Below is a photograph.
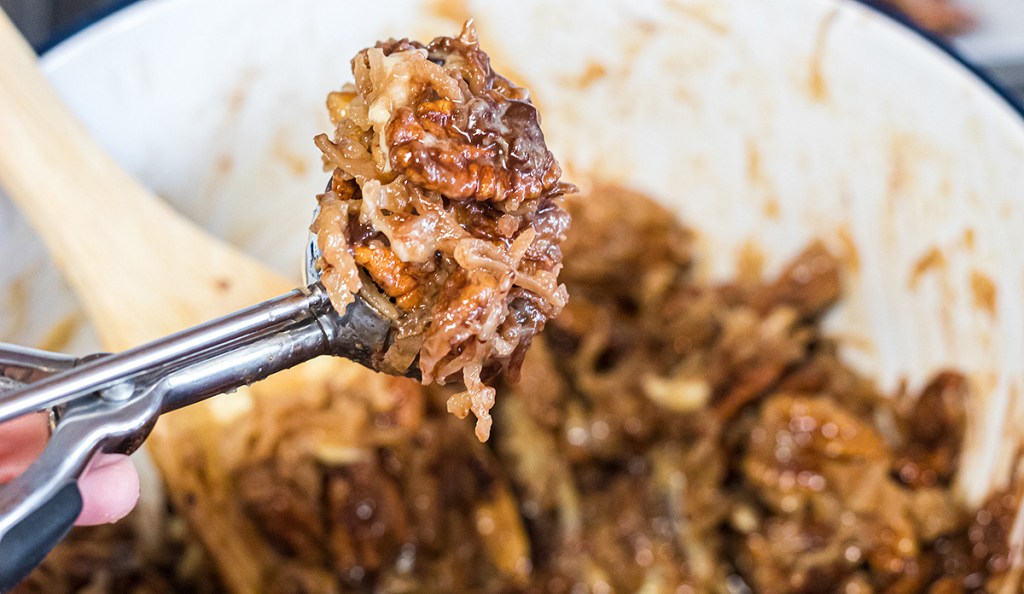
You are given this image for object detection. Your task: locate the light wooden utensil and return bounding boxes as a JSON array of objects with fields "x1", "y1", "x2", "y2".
[{"x1": 0, "y1": 10, "x2": 338, "y2": 592}]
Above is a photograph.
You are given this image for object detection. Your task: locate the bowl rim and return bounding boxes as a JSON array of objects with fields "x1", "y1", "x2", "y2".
[
  {"x1": 854, "y1": 0, "x2": 1024, "y2": 118},
  {"x1": 34, "y1": 0, "x2": 1024, "y2": 121}
]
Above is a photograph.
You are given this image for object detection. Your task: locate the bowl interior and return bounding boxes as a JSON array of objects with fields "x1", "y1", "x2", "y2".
[{"x1": 3, "y1": 0, "x2": 1023, "y2": 513}]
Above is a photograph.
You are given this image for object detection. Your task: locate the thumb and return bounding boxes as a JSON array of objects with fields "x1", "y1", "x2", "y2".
[{"x1": 75, "y1": 453, "x2": 140, "y2": 526}]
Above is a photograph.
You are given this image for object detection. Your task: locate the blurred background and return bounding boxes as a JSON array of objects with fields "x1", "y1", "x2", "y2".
[
  {"x1": 1, "y1": 0, "x2": 1022, "y2": 101},
  {"x1": 1, "y1": 0, "x2": 118, "y2": 49}
]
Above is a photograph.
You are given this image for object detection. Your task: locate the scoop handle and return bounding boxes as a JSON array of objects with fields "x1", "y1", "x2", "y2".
[{"x1": 0, "y1": 482, "x2": 80, "y2": 592}]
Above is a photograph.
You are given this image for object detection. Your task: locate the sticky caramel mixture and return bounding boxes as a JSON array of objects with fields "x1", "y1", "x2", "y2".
[
  {"x1": 311, "y1": 22, "x2": 573, "y2": 441},
  {"x1": 23, "y1": 186, "x2": 1023, "y2": 593}
]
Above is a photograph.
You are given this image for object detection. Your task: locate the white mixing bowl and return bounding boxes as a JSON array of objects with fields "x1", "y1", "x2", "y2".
[{"x1": 2, "y1": 0, "x2": 1023, "y2": 553}]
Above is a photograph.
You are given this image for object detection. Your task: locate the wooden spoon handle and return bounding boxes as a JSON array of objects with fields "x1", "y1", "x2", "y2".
[
  {"x1": 0, "y1": 10, "x2": 290, "y2": 349},
  {"x1": 0, "y1": 11, "x2": 309, "y2": 593}
]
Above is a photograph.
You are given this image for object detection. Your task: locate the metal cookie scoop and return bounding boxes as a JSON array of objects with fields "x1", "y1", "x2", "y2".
[{"x1": 0, "y1": 213, "x2": 408, "y2": 590}]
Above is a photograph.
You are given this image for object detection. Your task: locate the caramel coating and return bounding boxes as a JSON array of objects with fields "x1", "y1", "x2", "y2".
[{"x1": 312, "y1": 22, "x2": 573, "y2": 441}]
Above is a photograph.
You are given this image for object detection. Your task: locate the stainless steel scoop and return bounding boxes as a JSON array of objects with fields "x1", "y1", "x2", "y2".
[{"x1": 0, "y1": 211, "x2": 408, "y2": 590}]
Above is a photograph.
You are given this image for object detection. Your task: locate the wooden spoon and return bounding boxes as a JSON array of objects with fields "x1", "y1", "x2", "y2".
[{"x1": 0, "y1": 10, "x2": 341, "y2": 593}]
